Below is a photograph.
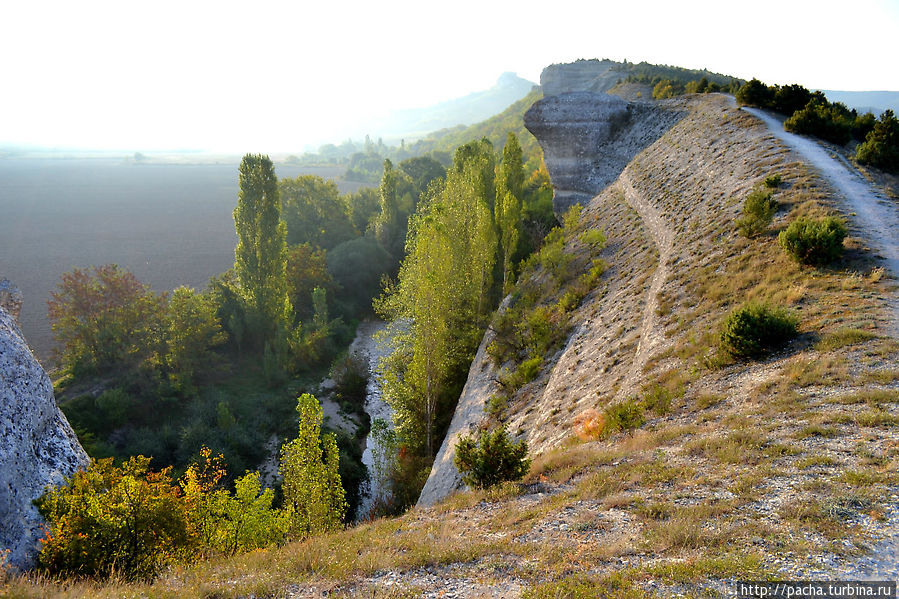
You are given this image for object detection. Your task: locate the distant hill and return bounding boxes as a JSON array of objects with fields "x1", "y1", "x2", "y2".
[
  {"x1": 822, "y1": 90, "x2": 899, "y2": 115},
  {"x1": 407, "y1": 87, "x2": 544, "y2": 170},
  {"x1": 371, "y1": 72, "x2": 536, "y2": 139}
]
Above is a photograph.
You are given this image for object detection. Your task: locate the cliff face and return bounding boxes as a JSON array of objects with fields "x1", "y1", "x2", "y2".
[
  {"x1": 0, "y1": 284, "x2": 88, "y2": 570},
  {"x1": 524, "y1": 76, "x2": 684, "y2": 216},
  {"x1": 540, "y1": 59, "x2": 620, "y2": 97}
]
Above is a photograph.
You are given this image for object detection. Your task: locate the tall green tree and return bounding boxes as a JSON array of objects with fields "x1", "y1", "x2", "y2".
[
  {"x1": 496, "y1": 133, "x2": 524, "y2": 291},
  {"x1": 233, "y1": 154, "x2": 290, "y2": 347},
  {"x1": 279, "y1": 394, "x2": 346, "y2": 537},
  {"x1": 377, "y1": 147, "x2": 498, "y2": 458}
]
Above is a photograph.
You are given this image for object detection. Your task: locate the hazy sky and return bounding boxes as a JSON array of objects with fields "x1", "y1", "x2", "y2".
[{"x1": 2, "y1": 0, "x2": 896, "y2": 152}]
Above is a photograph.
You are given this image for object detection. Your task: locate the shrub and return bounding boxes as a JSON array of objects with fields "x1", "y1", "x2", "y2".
[
  {"x1": 764, "y1": 174, "x2": 782, "y2": 188},
  {"x1": 573, "y1": 409, "x2": 606, "y2": 441},
  {"x1": 856, "y1": 110, "x2": 899, "y2": 173},
  {"x1": 736, "y1": 188, "x2": 778, "y2": 238},
  {"x1": 735, "y1": 78, "x2": 774, "y2": 108},
  {"x1": 652, "y1": 79, "x2": 684, "y2": 100},
  {"x1": 605, "y1": 400, "x2": 645, "y2": 434},
  {"x1": 784, "y1": 98, "x2": 853, "y2": 145},
  {"x1": 720, "y1": 302, "x2": 799, "y2": 359},
  {"x1": 35, "y1": 456, "x2": 196, "y2": 579},
  {"x1": 454, "y1": 427, "x2": 530, "y2": 489},
  {"x1": 778, "y1": 216, "x2": 847, "y2": 265}
]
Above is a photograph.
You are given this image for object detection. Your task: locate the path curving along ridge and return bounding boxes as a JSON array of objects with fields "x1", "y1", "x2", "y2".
[{"x1": 615, "y1": 168, "x2": 675, "y2": 400}]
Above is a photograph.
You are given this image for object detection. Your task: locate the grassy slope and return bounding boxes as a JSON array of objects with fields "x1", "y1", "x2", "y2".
[{"x1": 7, "y1": 95, "x2": 899, "y2": 598}]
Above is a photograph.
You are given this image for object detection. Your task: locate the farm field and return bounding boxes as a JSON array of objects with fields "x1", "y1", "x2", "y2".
[{"x1": 0, "y1": 157, "x2": 363, "y2": 362}]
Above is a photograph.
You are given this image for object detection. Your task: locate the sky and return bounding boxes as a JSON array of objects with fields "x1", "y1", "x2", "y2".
[{"x1": 1, "y1": 0, "x2": 897, "y2": 153}]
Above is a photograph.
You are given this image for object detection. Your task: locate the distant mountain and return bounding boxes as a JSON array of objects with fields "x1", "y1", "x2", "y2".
[
  {"x1": 822, "y1": 90, "x2": 899, "y2": 116},
  {"x1": 371, "y1": 72, "x2": 536, "y2": 139}
]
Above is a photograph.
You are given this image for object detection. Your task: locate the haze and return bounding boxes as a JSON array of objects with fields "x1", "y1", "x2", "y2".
[{"x1": 2, "y1": 0, "x2": 897, "y2": 152}]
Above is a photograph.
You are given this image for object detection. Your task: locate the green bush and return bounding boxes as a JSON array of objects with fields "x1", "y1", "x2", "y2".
[
  {"x1": 856, "y1": 110, "x2": 899, "y2": 173},
  {"x1": 605, "y1": 400, "x2": 646, "y2": 433},
  {"x1": 735, "y1": 78, "x2": 775, "y2": 108},
  {"x1": 784, "y1": 98, "x2": 854, "y2": 145},
  {"x1": 736, "y1": 188, "x2": 778, "y2": 238},
  {"x1": 778, "y1": 216, "x2": 847, "y2": 265},
  {"x1": 764, "y1": 174, "x2": 782, "y2": 188},
  {"x1": 720, "y1": 302, "x2": 799, "y2": 359},
  {"x1": 454, "y1": 427, "x2": 530, "y2": 490}
]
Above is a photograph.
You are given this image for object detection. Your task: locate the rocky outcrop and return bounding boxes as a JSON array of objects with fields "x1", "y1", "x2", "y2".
[
  {"x1": 525, "y1": 92, "x2": 685, "y2": 215},
  {"x1": 540, "y1": 59, "x2": 621, "y2": 97},
  {"x1": 417, "y1": 299, "x2": 509, "y2": 507},
  {"x1": 0, "y1": 286, "x2": 88, "y2": 570}
]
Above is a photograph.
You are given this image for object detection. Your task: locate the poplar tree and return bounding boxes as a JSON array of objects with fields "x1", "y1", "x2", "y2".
[
  {"x1": 280, "y1": 394, "x2": 346, "y2": 537},
  {"x1": 233, "y1": 154, "x2": 290, "y2": 346},
  {"x1": 496, "y1": 133, "x2": 524, "y2": 290}
]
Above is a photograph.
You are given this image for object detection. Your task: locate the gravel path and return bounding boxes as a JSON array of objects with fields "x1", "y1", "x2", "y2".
[{"x1": 745, "y1": 105, "x2": 899, "y2": 580}]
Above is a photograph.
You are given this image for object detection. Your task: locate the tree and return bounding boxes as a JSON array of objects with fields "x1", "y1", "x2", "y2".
[
  {"x1": 48, "y1": 264, "x2": 165, "y2": 376},
  {"x1": 285, "y1": 243, "x2": 334, "y2": 323},
  {"x1": 279, "y1": 394, "x2": 347, "y2": 538},
  {"x1": 497, "y1": 133, "x2": 524, "y2": 290},
  {"x1": 233, "y1": 154, "x2": 290, "y2": 347},
  {"x1": 856, "y1": 110, "x2": 899, "y2": 173},
  {"x1": 160, "y1": 286, "x2": 226, "y2": 396},
  {"x1": 454, "y1": 427, "x2": 530, "y2": 489},
  {"x1": 279, "y1": 175, "x2": 356, "y2": 250}
]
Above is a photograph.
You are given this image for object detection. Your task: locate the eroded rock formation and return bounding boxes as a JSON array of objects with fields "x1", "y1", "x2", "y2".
[
  {"x1": 0, "y1": 284, "x2": 88, "y2": 570},
  {"x1": 540, "y1": 59, "x2": 620, "y2": 97}
]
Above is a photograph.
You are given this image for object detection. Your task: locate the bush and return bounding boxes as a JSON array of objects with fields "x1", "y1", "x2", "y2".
[
  {"x1": 605, "y1": 400, "x2": 645, "y2": 434},
  {"x1": 735, "y1": 78, "x2": 774, "y2": 108},
  {"x1": 454, "y1": 427, "x2": 530, "y2": 490},
  {"x1": 736, "y1": 188, "x2": 778, "y2": 238},
  {"x1": 764, "y1": 174, "x2": 782, "y2": 188},
  {"x1": 778, "y1": 216, "x2": 847, "y2": 265},
  {"x1": 720, "y1": 302, "x2": 799, "y2": 359},
  {"x1": 784, "y1": 99, "x2": 854, "y2": 145},
  {"x1": 856, "y1": 110, "x2": 899, "y2": 173},
  {"x1": 35, "y1": 456, "x2": 196, "y2": 579}
]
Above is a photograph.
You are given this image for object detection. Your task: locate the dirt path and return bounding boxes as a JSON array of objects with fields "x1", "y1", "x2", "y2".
[
  {"x1": 615, "y1": 168, "x2": 675, "y2": 399},
  {"x1": 745, "y1": 105, "x2": 899, "y2": 579}
]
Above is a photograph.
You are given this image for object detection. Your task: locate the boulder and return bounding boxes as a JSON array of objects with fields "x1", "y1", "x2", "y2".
[{"x1": 0, "y1": 289, "x2": 88, "y2": 570}]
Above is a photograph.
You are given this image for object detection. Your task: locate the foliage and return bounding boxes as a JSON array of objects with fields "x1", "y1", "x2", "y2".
[
  {"x1": 180, "y1": 447, "x2": 287, "y2": 556},
  {"x1": 497, "y1": 133, "x2": 525, "y2": 290},
  {"x1": 279, "y1": 175, "x2": 357, "y2": 250},
  {"x1": 376, "y1": 139, "x2": 499, "y2": 457},
  {"x1": 233, "y1": 154, "x2": 290, "y2": 348},
  {"x1": 764, "y1": 174, "x2": 782, "y2": 188},
  {"x1": 48, "y1": 264, "x2": 165, "y2": 376},
  {"x1": 784, "y1": 97, "x2": 854, "y2": 145},
  {"x1": 159, "y1": 286, "x2": 226, "y2": 395},
  {"x1": 778, "y1": 216, "x2": 847, "y2": 265},
  {"x1": 326, "y1": 236, "x2": 394, "y2": 316},
  {"x1": 652, "y1": 79, "x2": 684, "y2": 100},
  {"x1": 605, "y1": 400, "x2": 646, "y2": 434},
  {"x1": 735, "y1": 187, "x2": 778, "y2": 238},
  {"x1": 856, "y1": 110, "x2": 899, "y2": 173},
  {"x1": 453, "y1": 427, "x2": 530, "y2": 490},
  {"x1": 735, "y1": 78, "x2": 774, "y2": 108},
  {"x1": 285, "y1": 243, "x2": 334, "y2": 323},
  {"x1": 35, "y1": 456, "x2": 196, "y2": 579},
  {"x1": 720, "y1": 302, "x2": 799, "y2": 359},
  {"x1": 280, "y1": 394, "x2": 347, "y2": 538}
]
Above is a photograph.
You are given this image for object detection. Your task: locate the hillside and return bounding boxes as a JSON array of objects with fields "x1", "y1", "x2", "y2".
[
  {"x1": 12, "y1": 90, "x2": 899, "y2": 597},
  {"x1": 371, "y1": 72, "x2": 536, "y2": 139}
]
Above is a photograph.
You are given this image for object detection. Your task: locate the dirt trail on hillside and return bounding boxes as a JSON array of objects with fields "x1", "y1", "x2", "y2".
[
  {"x1": 746, "y1": 106, "x2": 899, "y2": 579},
  {"x1": 745, "y1": 106, "x2": 899, "y2": 335},
  {"x1": 615, "y1": 169, "x2": 675, "y2": 399}
]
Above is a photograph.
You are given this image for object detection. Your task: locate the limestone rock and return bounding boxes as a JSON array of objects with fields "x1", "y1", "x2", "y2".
[
  {"x1": 417, "y1": 298, "x2": 509, "y2": 507},
  {"x1": 0, "y1": 303, "x2": 88, "y2": 570},
  {"x1": 524, "y1": 92, "x2": 631, "y2": 214},
  {"x1": 540, "y1": 59, "x2": 621, "y2": 97}
]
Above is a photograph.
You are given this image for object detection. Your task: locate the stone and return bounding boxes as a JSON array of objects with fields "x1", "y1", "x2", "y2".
[
  {"x1": 540, "y1": 59, "x2": 621, "y2": 97},
  {"x1": 524, "y1": 92, "x2": 631, "y2": 214},
  {"x1": 0, "y1": 300, "x2": 88, "y2": 570},
  {"x1": 416, "y1": 297, "x2": 510, "y2": 507}
]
